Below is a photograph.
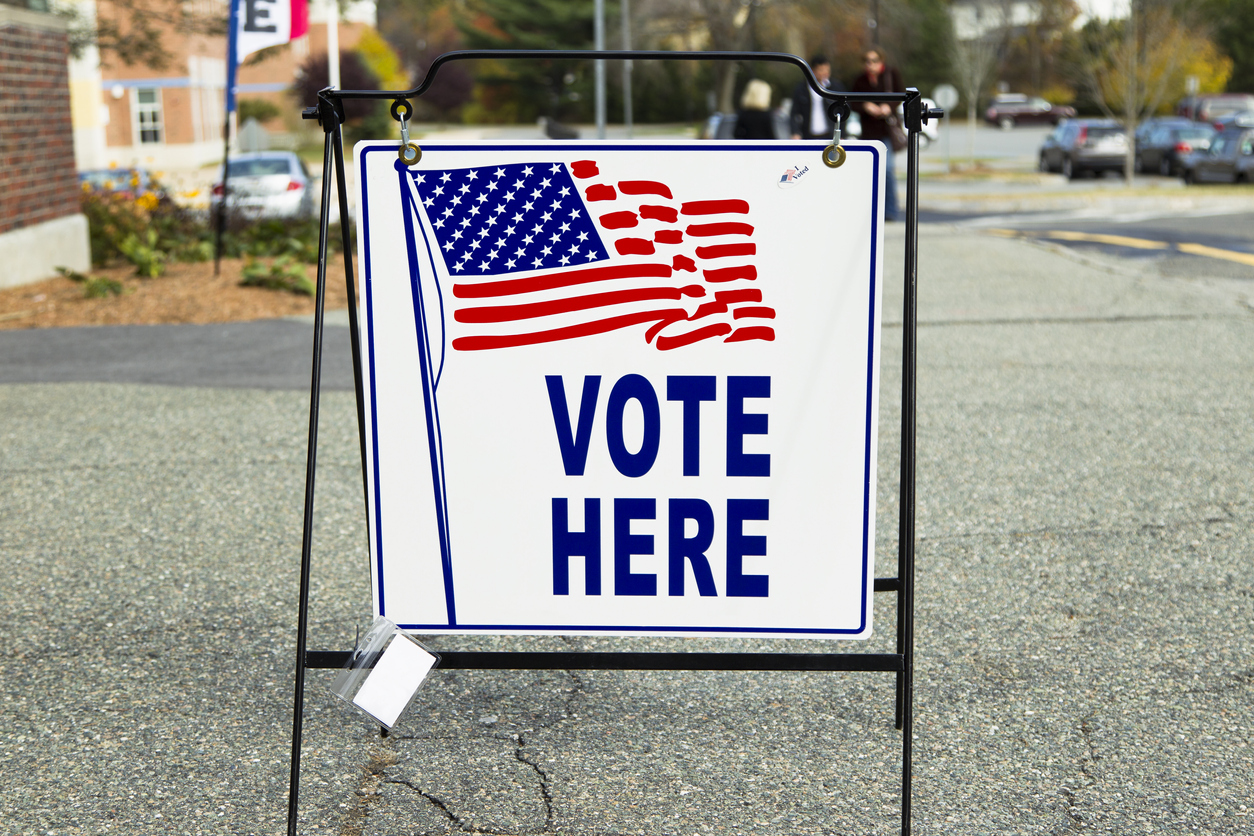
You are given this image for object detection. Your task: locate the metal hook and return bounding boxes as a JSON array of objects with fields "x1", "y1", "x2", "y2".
[
  {"x1": 823, "y1": 112, "x2": 846, "y2": 168},
  {"x1": 395, "y1": 100, "x2": 421, "y2": 166}
]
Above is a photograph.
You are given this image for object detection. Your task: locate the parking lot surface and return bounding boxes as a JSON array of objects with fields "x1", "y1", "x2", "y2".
[{"x1": 0, "y1": 223, "x2": 1250, "y2": 835}]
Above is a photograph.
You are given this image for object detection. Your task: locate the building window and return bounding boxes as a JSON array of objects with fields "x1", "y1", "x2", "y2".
[{"x1": 135, "y1": 89, "x2": 163, "y2": 144}]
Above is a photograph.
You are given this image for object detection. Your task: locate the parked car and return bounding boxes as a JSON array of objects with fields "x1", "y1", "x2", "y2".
[
  {"x1": 210, "y1": 151, "x2": 316, "y2": 219},
  {"x1": 78, "y1": 167, "x2": 163, "y2": 199},
  {"x1": 1038, "y1": 119, "x2": 1128, "y2": 179},
  {"x1": 1209, "y1": 110, "x2": 1254, "y2": 133},
  {"x1": 1176, "y1": 93, "x2": 1254, "y2": 124},
  {"x1": 1179, "y1": 123, "x2": 1254, "y2": 184},
  {"x1": 1135, "y1": 122, "x2": 1215, "y2": 176},
  {"x1": 984, "y1": 94, "x2": 1075, "y2": 129},
  {"x1": 1134, "y1": 116, "x2": 1193, "y2": 150}
]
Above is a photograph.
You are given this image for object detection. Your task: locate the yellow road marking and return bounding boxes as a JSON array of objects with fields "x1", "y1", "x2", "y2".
[
  {"x1": 985, "y1": 227, "x2": 1254, "y2": 267},
  {"x1": 1041, "y1": 230, "x2": 1170, "y2": 250},
  {"x1": 1176, "y1": 242, "x2": 1254, "y2": 268}
]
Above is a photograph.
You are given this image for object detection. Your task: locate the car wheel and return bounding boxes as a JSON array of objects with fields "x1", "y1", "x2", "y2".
[
  {"x1": 999, "y1": 116, "x2": 1014, "y2": 131},
  {"x1": 1182, "y1": 168, "x2": 1195, "y2": 185},
  {"x1": 1062, "y1": 156, "x2": 1078, "y2": 180},
  {"x1": 1039, "y1": 153, "x2": 1051, "y2": 173},
  {"x1": 1135, "y1": 153, "x2": 1144, "y2": 174},
  {"x1": 1159, "y1": 156, "x2": 1173, "y2": 177}
]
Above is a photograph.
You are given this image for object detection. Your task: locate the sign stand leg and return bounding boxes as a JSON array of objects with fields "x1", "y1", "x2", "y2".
[{"x1": 287, "y1": 90, "x2": 347, "y2": 836}]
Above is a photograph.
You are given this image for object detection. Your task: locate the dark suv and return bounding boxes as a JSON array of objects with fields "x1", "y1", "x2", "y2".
[
  {"x1": 1038, "y1": 119, "x2": 1129, "y2": 179},
  {"x1": 985, "y1": 94, "x2": 1076, "y2": 129}
]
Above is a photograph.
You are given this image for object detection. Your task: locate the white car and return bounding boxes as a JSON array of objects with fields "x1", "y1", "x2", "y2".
[{"x1": 211, "y1": 151, "x2": 316, "y2": 219}]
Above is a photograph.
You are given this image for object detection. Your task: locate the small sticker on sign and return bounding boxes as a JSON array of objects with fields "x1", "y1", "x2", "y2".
[{"x1": 778, "y1": 164, "x2": 810, "y2": 188}]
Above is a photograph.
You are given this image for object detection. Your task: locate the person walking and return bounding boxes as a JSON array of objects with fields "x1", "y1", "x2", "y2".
[
  {"x1": 850, "y1": 47, "x2": 904, "y2": 220},
  {"x1": 734, "y1": 79, "x2": 776, "y2": 139},
  {"x1": 790, "y1": 55, "x2": 845, "y2": 140}
]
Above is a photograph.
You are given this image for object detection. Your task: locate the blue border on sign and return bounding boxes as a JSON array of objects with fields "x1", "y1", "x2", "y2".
[{"x1": 357, "y1": 141, "x2": 882, "y2": 636}]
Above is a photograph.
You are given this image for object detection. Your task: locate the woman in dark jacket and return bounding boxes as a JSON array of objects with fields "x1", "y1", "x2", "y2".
[
  {"x1": 734, "y1": 79, "x2": 776, "y2": 139},
  {"x1": 850, "y1": 47, "x2": 903, "y2": 220}
]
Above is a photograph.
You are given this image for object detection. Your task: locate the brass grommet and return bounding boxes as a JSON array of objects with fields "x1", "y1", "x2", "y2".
[
  {"x1": 399, "y1": 142, "x2": 422, "y2": 166},
  {"x1": 823, "y1": 144, "x2": 846, "y2": 168}
]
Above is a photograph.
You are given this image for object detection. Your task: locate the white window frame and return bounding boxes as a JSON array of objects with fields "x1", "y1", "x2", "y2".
[{"x1": 132, "y1": 88, "x2": 164, "y2": 145}]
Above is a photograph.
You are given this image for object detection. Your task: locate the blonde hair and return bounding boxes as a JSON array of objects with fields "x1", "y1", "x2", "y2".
[{"x1": 740, "y1": 79, "x2": 772, "y2": 112}]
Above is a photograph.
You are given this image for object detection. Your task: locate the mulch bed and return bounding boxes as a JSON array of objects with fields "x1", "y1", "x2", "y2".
[{"x1": 0, "y1": 255, "x2": 353, "y2": 330}]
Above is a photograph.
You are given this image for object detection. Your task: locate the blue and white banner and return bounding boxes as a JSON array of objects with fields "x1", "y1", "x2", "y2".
[{"x1": 354, "y1": 140, "x2": 886, "y2": 639}]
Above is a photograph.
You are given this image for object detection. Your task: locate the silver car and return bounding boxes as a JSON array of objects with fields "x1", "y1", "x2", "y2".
[
  {"x1": 1038, "y1": 119, "x2": 1129, "y2": 180},
  {"x1": 211, "y1": 151, "x2": 316, "y2": 219}
]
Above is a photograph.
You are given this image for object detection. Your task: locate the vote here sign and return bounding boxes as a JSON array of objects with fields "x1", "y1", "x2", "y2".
[{"x1": 353, "y1": 140, "x2": 885, "y2": 639}]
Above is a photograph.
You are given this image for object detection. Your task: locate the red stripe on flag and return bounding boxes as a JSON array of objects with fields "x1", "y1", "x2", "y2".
[
  {"x1": 681, "y1": 200, "x2": 749, "y2": 215},
  {"x1": 725, "y1": 326, "x2": 776, "y2": 343},
  {"x1": 673, "y1": 255, "x2": 697, "y2": 272},
  {"x1": 646, "y1": 312, "x2": 688, "y2": 343},
  {"x1": 686, "y1": 222, "x2": 755, "y2": 237},
  {"x1": 453, "y1": 263, "x2": 672, "y2": 299},
  {"x1": 657, "y1": 323, "x2": 733, "y2": 350},
  {"x1": 599, "y1": 211, "x2": 639, "y2": 229},
  {"x1": 619, "y1": 180, "x2": 674, "y2": 199},
  {"x1": 453, "y1": 308, "x2": 687, "y2": 351},
  {"x1": 585, "y1": 184, "x2": 617, "y2": 201},
  {"x1": 570, "y1": 161, "x2": 599, "y2": 178},
  {"x1": 715, "y1": 289, "x2": 762, "y2": 304},
  {"x1": 615, "y1": 238, "x2": 655, "y2": 255},
  {"x1": 639, "y1": 205, "x2": 678, "y2": 223},
  {"x1": 733, "y1": 306, "x2": 775, "y2": 319},
  {"x1": 695, "y1": 243, "x2": 756, "y2": 259},
  {"x1": 455, "y1": 284, "x2": 705, "y2": 323},
  {"x1": 691, "y1": 301, "x2": 729, "y2": 319},
  {"x1": 654, "y1": 230, "x2": 683, "y2": 244},
  {"x1": 703, "y1": 265, "x2": 757, "y2": 283}
]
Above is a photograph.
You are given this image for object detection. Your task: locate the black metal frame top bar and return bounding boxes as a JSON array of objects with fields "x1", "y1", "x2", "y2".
[{"x1": 320, "y1": 49, "x2": 914, "y2": 106}]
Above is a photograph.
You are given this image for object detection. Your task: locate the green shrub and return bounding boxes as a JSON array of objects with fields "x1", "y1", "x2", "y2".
[
  {"x1": 238, "y1": 98, "x2": 282, "y2": 124},
  {"x1": 118, "y1": 229, "x2": 167, "y2": 278},
  {"x1": 83, "y1": 277, "x2": 126, "y2": 298},
  {"x1": 240, "y1": 255, "x2": 315, "y2": 296}
]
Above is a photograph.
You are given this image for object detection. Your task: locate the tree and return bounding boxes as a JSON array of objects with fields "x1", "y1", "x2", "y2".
[
  {"x1": 376, "y1": 0, "x2": 474, "y2": 120},
  {"x1": 1072, "y1": 1, "x2": 1232, "y2": 183},
  {"x1": 1199, "y1": 0, "x2": 1254, "y2": 93},
  {"x1": 457, "y1": 0, "x2": 600, "y2": 124},
  {"x1": 63, "y1": 0, "x2": 224, "y2": 70},
  {"x1": 949, "y1": 0, "x2": 1008, "y2": 165}
]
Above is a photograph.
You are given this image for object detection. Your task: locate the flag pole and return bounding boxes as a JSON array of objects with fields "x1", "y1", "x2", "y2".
[{"x1": 215, "y1": 0, "x2": 240, "y2": 277}]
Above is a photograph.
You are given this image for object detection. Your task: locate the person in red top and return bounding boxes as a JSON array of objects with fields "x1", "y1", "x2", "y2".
[{"x1": 851, "y1": 47, "x2": 904, "y2": 221}]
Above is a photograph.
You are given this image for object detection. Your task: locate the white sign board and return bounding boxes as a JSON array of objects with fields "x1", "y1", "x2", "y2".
[{"x1": 354, "y1": 140, "x2": 885, "y2": 639}]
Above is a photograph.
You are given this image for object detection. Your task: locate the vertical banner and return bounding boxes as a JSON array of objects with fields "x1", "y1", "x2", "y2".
[
  {"x1": 225, "y1": 0, "x2": 309, "y2": 114},
  {"x1": 355, "y1": 140, "x2": 885, "y2": 639}
]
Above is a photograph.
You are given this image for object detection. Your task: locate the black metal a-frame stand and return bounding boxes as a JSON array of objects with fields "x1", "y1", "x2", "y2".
[{"x1": 288, "y1": 49, "x2": 940, "y2": 836}]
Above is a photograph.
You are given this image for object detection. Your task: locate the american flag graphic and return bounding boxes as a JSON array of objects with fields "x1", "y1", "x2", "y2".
[{"x1": 404, "y1": 159, "x2": 776, "y2": 352}]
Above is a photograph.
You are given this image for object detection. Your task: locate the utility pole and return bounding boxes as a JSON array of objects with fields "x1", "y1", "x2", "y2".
[
  {"x1": 621, "y1": 0, "x2": 633, "y2": 138},
  {"x1": 594, "y1": 0, "x2": 606, "y2": 138}
]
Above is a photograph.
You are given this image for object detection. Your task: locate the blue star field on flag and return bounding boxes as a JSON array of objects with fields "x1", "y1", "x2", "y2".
[{"x1": 409, "y1": 163, "x2": 610, "y2": 276}]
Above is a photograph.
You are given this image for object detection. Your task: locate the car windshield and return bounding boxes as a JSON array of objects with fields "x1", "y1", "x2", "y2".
[
  {"x1": 228, "y1": 158, "x2": 292, "y2": 177},
  {"x1": 1086, "y1": 127, "x2": 1124, "y2": 139},
  {"x1": 1178, "y1": 128, "x2": 1214, "y2": 140}
]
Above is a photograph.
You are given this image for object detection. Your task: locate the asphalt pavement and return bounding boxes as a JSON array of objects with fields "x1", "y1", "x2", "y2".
[{"x1": 1, "y1": 220, "x2": 1251, "y2": 835}]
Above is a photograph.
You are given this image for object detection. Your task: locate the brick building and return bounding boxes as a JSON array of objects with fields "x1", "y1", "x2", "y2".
[
  {"x1": 0, "y1": 0, "x2": 90, "y2": 287},
  {"x1": 67, "y1": 0, "x2": 377, "y2": 171}
]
